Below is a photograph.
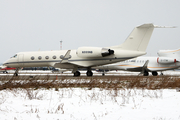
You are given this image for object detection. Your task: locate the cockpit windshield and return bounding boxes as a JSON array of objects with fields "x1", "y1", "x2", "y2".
[{"x1": 11, "y1": 54, "x2": 17, "y2": 58}]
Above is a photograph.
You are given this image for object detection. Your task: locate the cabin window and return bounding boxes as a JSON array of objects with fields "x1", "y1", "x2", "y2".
[
  {"x1": 60, "y1": 55, "x2": 71, "y2": 59},
  {"x1": 45, "y1": 56, "x2": 49, "y2": 59},
  {"x1": 38, "y1": 56, "x2": 42, "y2": 60},
  {"x1": 52, "y1": 55, "x2": 56, "y2": 59},
  {"x1": 31, "y1": 56, "x2": 35, "y2": 60},
  {"x1": 60, "y1": 55, "x2": 64, "y2": 59}
]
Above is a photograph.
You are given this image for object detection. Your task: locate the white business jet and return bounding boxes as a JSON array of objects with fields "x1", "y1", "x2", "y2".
[
  {"x1": 3, "y1": 23, "x2": 166, "y2": 76},
  {"x1": 95, "y1": 48, "x2": 180, "y2": 76}
]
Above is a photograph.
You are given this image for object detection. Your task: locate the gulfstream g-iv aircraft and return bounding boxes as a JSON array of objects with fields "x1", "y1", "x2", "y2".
[
  {"x1": 94, "y1": 48, "x2": 180, "y2": 76},
  {"x1": 3, "y1": 23, "x2": 170, "y2": 76}
]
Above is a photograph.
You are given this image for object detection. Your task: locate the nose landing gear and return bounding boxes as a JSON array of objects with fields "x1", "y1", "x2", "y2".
[{"x1": 14, "y1": 68, "x2": 20, "y2": 76}]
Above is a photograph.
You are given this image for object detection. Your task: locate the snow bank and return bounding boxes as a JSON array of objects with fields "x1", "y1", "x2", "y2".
[{"x1": 0, "y1": 88, "x2": 180, "y2": 120}]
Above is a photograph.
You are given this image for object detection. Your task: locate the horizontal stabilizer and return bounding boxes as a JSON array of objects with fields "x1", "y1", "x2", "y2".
[
  {"x1": 154, "y1": 25, "x2": 176, "y2": 28},
  {"x1": 138, "y1": 24, "x2": 176, "y2": 28}
]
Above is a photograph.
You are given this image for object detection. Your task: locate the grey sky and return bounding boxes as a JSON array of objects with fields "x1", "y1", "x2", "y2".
[{"x1": 0, "y1": 0, "x2": 180, "y2": 63}]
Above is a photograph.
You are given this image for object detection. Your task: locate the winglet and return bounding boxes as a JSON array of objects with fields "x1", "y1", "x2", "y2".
[{"x1": 60, "y1": 50, "x2": 71, "y2": 63}]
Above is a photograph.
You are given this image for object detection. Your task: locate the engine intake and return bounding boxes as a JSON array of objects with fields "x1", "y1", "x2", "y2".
[
  {"x1": 77, "y1": 47, "x2": 114, "y2": 58},
  {"x1": 101, "y1": 48, "x2": 114, "y2": 57}
]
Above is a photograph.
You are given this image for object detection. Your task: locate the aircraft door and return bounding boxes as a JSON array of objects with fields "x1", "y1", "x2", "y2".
[{"x1": 18, "y1": 54, "x2": 24, "y2": 67}]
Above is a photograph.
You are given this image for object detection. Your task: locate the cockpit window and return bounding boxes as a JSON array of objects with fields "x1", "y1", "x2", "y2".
[{"x1": 11, "y1": 54, "x2": 17, "y2": 58}]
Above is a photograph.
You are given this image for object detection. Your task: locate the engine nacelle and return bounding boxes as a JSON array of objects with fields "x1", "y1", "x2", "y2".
[
  {"x1": 157, "y1": 57, "x2": 177, "y2": 64},
  {"x1": 76, "y1": 47, "x2": 114, "y2": 58}
]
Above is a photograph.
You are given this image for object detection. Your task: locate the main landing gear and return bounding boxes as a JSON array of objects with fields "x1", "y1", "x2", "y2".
[
  {"x1": 143, "y1": 71, "x2": 158, "y2": 76},
  {"x1": 3, "y1": 71, "x2": 8, "y2": 74},
  {"x1": 152, "y1": 71, "x2": 158, "y2": 76},
  {"x1": 143, "y1": 71, "x2": 149, "y2": 76},
  {"x1": 86, "y1": 70, "x2": 93, "y2": 76},
  {"x1": 74, "y1": 71, "x2": 81, "y2": 77},
  {"x1": 73, "y1": 69, "x2": 93, "y2": 77}
]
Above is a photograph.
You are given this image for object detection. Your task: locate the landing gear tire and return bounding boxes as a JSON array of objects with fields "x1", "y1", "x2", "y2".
[
  {"x1": 74, "y1": 71, "x2": 80, "y2": 77},
  {"x1": 102, "y1": 73, "x2": 105, "y2": 76},
  {"x1": 143, "y1": 71, "x2": 149, "y2": 76},
  {"x1": 152, "y1": 71, "x2": 158, "y2": 76},
  {"x1": 86, "y1": 70, "x2": 93, "y2": 76}
]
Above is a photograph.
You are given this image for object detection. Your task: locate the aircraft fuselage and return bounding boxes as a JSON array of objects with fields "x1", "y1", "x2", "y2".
[{"x1": 4, "y1": 49, "x2": 146, "y2": 69}]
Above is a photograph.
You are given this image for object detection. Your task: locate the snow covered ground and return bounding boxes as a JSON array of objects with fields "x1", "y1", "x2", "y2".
[
  {"x1": 1, "y1": 88, "x2": 180, "y2": 119},
  {"x1": 1, "y1": 71, "x2": 180, "y2": 120}
]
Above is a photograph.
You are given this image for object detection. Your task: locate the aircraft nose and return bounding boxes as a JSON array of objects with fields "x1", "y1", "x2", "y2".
[
  {"x1": 3, "y1": 60, "x2": 9, "y2": 66},
  {"x1": 3, "y1": 63, "x2": 7, "y2": 66}
]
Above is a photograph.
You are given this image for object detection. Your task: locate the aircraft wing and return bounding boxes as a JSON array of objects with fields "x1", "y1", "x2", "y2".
[
  {"x1": 60, "y1": 50, "x2": 71, "y2": 63},
  {"x1": 142, "y1": 60, "x2": 149, "y2": 71},
  {"x1": 125, "y1": 60, "x2": 150, "y2": 72},
  {"x1": 53, "y1": 50, "x2": 79, "y2": 69},
  {"x1": 140, "y1": 60, "x2": 150, "y2": 74}
]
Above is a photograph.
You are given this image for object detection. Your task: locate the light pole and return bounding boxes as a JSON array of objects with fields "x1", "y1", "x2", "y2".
[{"x1": 60, "y1": 40, "x2": 62, "y2": 50}]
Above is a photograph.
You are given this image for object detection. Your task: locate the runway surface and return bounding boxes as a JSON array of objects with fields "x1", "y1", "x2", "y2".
[{"x1": 0, "y1": 70, "x2": 180, "y2": 81}]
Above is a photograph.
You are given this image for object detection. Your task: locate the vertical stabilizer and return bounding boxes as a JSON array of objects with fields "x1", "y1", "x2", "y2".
[
  {"x1": 115, "y1": 23, "x2": 155, "y2": 52},
  {"x1": 112, "y1": 23, "x2": 175, "y2": 52}
]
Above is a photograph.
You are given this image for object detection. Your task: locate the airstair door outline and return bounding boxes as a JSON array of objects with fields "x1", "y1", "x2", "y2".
[{"x1": 18, "y1": 54, "x2": 24, "y2": 67}]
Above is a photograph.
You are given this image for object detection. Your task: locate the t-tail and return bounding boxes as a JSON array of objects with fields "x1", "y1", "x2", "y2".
[{"x1": 112, "y1": 23, "x2": 176, "y2": 53}]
